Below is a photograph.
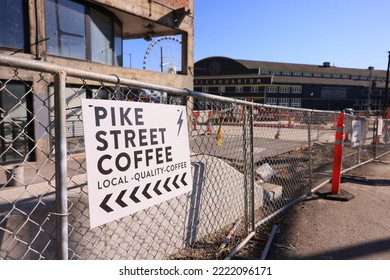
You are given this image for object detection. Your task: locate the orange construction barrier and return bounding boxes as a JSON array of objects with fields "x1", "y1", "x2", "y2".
[
  {"x1": 193, "y1": 117, "x2": 197, "y2": 130},
  {"x1": 331, "y1": 112, "x2": 344, "y2": 194},
  {"x1": 193, "y1": 112, "x2": 199, "y2": 130}
]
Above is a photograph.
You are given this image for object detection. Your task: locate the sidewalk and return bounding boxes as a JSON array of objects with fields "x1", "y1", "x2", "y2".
[{"x1": 268, "y1": 152, "x2": 390, "y2": 260}]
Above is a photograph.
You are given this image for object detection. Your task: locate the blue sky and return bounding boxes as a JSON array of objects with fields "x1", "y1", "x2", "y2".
[
  {"x1": 194, "y1": 0, "x2": 390, "y2": 70},
  {"x1": 125, "y1": 0, "x2": 390, "y2": 71}
]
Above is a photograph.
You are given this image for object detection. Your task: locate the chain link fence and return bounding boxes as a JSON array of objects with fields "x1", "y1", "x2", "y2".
[{"x1": 1, "y1": 55, "x2": 390, "y2": 260}]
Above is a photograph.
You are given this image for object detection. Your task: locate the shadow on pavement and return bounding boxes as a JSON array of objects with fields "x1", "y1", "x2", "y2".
[
  {"x1": 341, "y1": 175, "x2": 390, "y2": 186},
  {"x1": 298, "y1": 237, "x2": 390, "y2": 260}
]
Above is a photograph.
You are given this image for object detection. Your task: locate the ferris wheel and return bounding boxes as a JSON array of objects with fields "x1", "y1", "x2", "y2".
[{"x1": 143, "y1": 36, "x2": 182, "y2": 73}]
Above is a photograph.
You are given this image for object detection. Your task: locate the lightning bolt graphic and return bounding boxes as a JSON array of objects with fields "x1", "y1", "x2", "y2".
[{"x1": 177, "y1": 110, "x2": 183, "y2": 136}]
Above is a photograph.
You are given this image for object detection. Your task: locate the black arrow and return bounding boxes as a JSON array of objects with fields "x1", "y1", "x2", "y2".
[
  {"x1": 153, "y1": 180, "x2": 162, "y2": 195},
  {"x1": 172, "y1": 174, "x2": 180, "y2": 189},
  {"x1": 163, "y1": 177, "x2": 172, "y2": 192},
  {"x1": 130, "y1": 186, "x2": 141, "y2": 203},
  {"x1": 115, "y1": 189, "x2": 128, "y2": 208},
  {"x1": 100, "y1": 193, "x2": 114, "y2": 213},
  {"x1": 180, "y1": 172, "x2": 188, "y2": 186},
  {"x1": 143, "y1": 183, "x2": 152, "y2": 199}
]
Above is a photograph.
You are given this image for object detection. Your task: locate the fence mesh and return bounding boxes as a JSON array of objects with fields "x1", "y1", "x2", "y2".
[{"x1": 1, "y1": 58, "x2": 390, "y2": 260}]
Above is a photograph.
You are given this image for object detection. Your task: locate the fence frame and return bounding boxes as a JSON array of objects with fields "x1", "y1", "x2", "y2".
[
  {"x1": 54, "y1": 71, "x2": 68, "y2": 260},
  {"x1": 1, "y1": 53, "x2": 390, "y2": 259}
]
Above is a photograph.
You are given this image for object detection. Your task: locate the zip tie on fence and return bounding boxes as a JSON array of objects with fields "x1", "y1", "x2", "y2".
[
  {"x1": 48, "y1": 212, "x2": 69, "y2": 217},
  {"x1": 184, "y1": 88, "x2": 192, "y2": 96},
  {"x1": 110, "y1": 73, "x2": 121, "y2": 85}
]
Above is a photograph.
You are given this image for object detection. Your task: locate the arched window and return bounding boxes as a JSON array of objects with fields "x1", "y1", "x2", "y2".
[{"x1": 45, "y1": 0, "x2": 122, "y2": 66}]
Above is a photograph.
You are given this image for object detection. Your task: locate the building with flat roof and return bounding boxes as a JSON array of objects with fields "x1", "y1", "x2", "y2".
[{"x1": 194, "y1": 56, "x2": 387, "y2": 111}]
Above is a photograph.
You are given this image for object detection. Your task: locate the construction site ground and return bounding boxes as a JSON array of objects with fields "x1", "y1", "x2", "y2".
[{"x1": 262, "y1": 152, "x2": 390, "y2": 260}]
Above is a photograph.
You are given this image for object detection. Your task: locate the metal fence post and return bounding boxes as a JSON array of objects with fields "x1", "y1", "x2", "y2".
[
  {"x1": 249, "y1": 105, "x2": 255, "y2": 232},
  {"x1": 242, "y1": 105, "x2": 249, "y2": 233},
  {"x1": 357, "y1": 135, "x2": 362, "y2": 164},
  {"x1": 374, "y1": 117, "x2": 378, "y2": 159},
  {"x1": 307, "y1": 111, "x2": 313, "y2": 191},
  {"x1": 54, "y1": 71, "x2": 68, "y2": 260}
]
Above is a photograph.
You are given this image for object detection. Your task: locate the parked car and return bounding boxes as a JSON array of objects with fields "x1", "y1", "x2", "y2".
[{"x1": 344, "y1": 108, "x2": 354, "y2": 115}]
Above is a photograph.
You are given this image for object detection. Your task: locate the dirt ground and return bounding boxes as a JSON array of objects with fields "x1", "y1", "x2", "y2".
[{"x1": 265, "y1": 152, "x2": 390, "y2": 260}]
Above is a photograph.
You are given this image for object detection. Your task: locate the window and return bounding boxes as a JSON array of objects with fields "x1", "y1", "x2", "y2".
[
  {"x1": 290, "y1": 98, "x2": 301, "y2": 108},
  {"x1": 361, "y1": 99, "x2": 369, "y2": 110},
  {"x1": 313, "y1": 73, "x2": 322, "y2": 78},
  {"x1": 260, "y1": 69, "x2": 270, "y2": 75},
  {"x1": 0, "y1": 82, "x2": 33, "y2": 163},
  {"x1": 91, "y1": 8, "x2": 114, "y2": 64},
  {"x1": 250, "y1": 86, "x2": 259, "y2": 93},
  {"x1": 279, "y1": 87, "x2": 290, "y2": 93},
  {"x1": 266, "y1": 86, "x2": 278, "y2": 93},
  {"x1": 376, "y1": 78, "x2": 385, "y2": 82},
  {"x1": 0, "y1": 0, "x2": 28, "y2": 50},
  {"x1": 45, "y1": 0, "x2": 123, "y2": 66},
  {"x1": 202, "y1": 87, "x2": 209, "y2": 93},
  {"x1": 218, "y1": 86, "x2": 225, "y2": 93},
  {"x1": 371, "y1": 100, "x2": 382, "y2": 110},
  {"x1": 235, "y1": 86, "x2": 243, "y2": 93},
  {"x1": 278, "y1": 98, "x2": 289, "y2": 107},
  {"x1": 265, "y1": 98, "x2": 277, "y2": 105},
  {"x1": 303, "y1": 73, "x2": 312, "y2": 77},
  {"x1": 45, "y1": 0, "x2": 86, "y2": 59},
  {"x1": 114, "y1": 21, "x2": 122, "y2": 66},
  {"x1": 291, "y1": 87, "x2": 302, "y2": 94},
  {"x1": 292, "y1": 72, "x2": 302, "y2": 76}
]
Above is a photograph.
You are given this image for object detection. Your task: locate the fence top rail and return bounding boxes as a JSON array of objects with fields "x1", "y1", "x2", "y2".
[{"x1": 0, "y1": 54, "x2": 337, "y2": 114}]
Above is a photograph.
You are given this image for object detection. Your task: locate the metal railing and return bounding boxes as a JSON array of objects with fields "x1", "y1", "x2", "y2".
[{"x1": 0, "y1": 54, "x2": 389, "y2": 260}]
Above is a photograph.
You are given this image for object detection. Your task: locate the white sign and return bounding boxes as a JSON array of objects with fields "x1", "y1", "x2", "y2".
[
  {"x1": 82, "y1": 99, "x2": 192, "y2": 228},
  {"x1": 351, "y1": 120, "x2": 362, "y2": 148}
]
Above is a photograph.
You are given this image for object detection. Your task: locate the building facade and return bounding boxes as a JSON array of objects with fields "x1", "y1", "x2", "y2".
[
  {"x1": 194, "y1": 56, "x2": 387, "y2": 111},
  {"x1": 0, "y1": 0, "x2": 194, "y2": 165}
]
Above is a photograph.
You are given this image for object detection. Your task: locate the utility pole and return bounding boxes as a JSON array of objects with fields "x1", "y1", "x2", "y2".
[
  {"x1": 384, "y1": 51, "x2": 390, "y2": 111},
  {"x1": 160, "y1": 46, "x2": 163, "y2": 72},
  {"x1": 367, "y1": 66, "x2": 374, "y2": 117}
]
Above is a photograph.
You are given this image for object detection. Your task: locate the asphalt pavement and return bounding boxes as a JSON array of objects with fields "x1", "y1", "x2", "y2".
[{"x1": 268, "y1": 152, "x2": 390, "y2": 260}]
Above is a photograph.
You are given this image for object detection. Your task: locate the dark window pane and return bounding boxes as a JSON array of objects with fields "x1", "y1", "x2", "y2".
[
  {"x1": 45, "y1": 0, "x2": 86, "y2": 59},
  {"x1": 90, "y1": 8, "x2": 113, "y2": 64},
  {"x1": 114, "y1": 21, "x2": 123, "y2": 66},
  {"x1": 0, "y1": 83, "x2": 29, "y2": 163},
  {"x1": 0, "y1": 0, "x2": 27, "y2": 50}
]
